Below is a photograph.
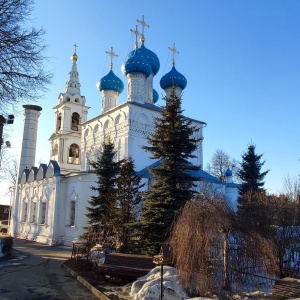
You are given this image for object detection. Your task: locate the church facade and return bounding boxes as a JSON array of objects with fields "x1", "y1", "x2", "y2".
[{"x1": 10, "y1": 18, "x2": 238, "y2": 245}]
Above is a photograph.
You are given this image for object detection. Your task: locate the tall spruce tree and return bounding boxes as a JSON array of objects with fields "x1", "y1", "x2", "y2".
[
  {"x1": 237, "y1": 144, "x2": 269, "y2": 195},
  {"x1": 115, "y1": 157, "x2": 144, "y2": 253},
  {"x1": 139, "y1": 89, "x2": 200, "y2": 255},
  {"x1": 84, "y1": 139, "x2": 120, "y2": 247},
  {"x1": 237, "y1": 143, "x2": 269, "y2": 228}
]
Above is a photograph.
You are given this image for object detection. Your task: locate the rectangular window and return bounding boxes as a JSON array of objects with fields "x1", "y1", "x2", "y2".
[
  {"x1": 23, "y1": 203, "x2": 28, "y2": 222},
  {"x1": 41, "y1": 202, "x2": 46, "y2": 224},
  {"x1": 70, "y1": 201, "x2": 76, "y2": 226},
  {"x1": 32, "y1": 202, "x2": 36, "y2": 223}
]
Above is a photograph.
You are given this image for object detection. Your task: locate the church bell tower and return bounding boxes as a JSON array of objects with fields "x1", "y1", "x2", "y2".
[{"x1": 49, "y1": 45, "x2": 89, "y2": 173}]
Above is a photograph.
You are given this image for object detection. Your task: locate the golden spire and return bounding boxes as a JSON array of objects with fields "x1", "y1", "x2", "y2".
[
  {"x1": 137, "y1": 15, "x2": 149, "y2": 44},
  {"x1": 71, "y1": 43, "x2": 78, "y2": 61}
]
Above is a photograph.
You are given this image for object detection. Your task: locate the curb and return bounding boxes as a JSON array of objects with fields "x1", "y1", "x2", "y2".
[{"x1": 62, "y1": 262, "x2": 110, "y2": 300}]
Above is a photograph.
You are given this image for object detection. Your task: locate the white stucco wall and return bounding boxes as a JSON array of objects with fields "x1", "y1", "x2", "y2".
[{"x1": 11, "y1": 170, "x2": 98, "y2": 246}]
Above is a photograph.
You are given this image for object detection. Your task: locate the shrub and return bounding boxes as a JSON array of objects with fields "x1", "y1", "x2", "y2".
[{"x1": 0, "y1": 236, "x2": 13, "y2": 256}]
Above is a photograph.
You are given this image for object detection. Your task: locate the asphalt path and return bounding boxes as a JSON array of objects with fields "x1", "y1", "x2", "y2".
[{"x1": 0, "y1": 238, "x2": 99, "y2": 300}]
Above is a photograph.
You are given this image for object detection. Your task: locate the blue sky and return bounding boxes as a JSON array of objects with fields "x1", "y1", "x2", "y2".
[{"x1": 1, "y1": 0, "x2": 300, "y2": 204}]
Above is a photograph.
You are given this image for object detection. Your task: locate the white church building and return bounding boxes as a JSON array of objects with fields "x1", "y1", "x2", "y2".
[{"x1": 10, "y1": 18, "x2": 239, "y2": 246}]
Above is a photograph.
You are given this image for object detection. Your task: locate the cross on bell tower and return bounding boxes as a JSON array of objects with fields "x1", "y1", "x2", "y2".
[
  {"x1": 71, "y1": 43, "x2": 78, "y2": 62},
  {"x1": 73, "y1": 43, "x2": 78, "y2": 54}
]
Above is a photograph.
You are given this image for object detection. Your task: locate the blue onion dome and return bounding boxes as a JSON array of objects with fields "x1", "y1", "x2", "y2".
[
  {"x1": 225, "y1": 168, "x2": 232, "y2": 177},
  {"x1": 126, "y1": 44, "x2": 160, "y2": 76},
  {"x1": 160, "y1": 66, "x2": 187, "y2": 90},
  {"x1": 122, "y1": 51, "x2": 151, "y2": 78},
  {"x1": 97, "y1": 70, "x2": 124, "y2": 94},
  {"x1": 153, "y1": 89, "x2": 159, "y2": 103}
]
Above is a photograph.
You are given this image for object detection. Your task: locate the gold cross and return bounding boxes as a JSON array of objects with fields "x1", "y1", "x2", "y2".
[
  {"x1": 73, "y1": 43, "x2": 78, "y2": 54},
  {"x1": 105, "y1": 47, "x2": 118, "y2": 70},
  {"x1": 137, "y1": 15, "x2": 149, "y2": 43},
  {"x1": 168, "y1": 43, "x2": 179, "y2": 66},
  {"x1": 130, "y1": 25, "x2": 141, "y2": 49}
]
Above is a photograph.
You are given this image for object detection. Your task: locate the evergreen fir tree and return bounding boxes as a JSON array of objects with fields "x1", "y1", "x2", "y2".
[
  {"x1": 139, "y1": 89, "x2": 200, "y2": 255},
  {"x1": 115, "y1": 156, "x2": 144, "y2": 253},
  {"x1": 237, "y1": 143, "x2": 269, "y2": 195},
  {"x1": 237, "y1": 143, "x2": 269, "y2": 229},
  {"x1": 84, "y1": 139, "x2": 120, "y2": 247}
]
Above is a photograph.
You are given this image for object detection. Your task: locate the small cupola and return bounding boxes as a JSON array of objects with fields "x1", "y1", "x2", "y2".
[
  {"x1": 96, "y1": 47, "x2": 124, "y2": 113},
  {"x1": 225, "y1": 168, "x2": 233, "y2": 177},
  {"x1": 225, "y1": 168, "x2": 233, "y2": 184},
  {"x1": 97, "y1": 70, "x2": 124, "y2": 94},
  {"x1": 124, "y1": 16, "x2": 160, "y2": 103},
  {"x1": 122, "y1": 51, "x2": 152, "y2": 78},
  {"x1": 160, "y1": 66, "x2": 187, "y2": 91},
  {"x1": 160, "y1": 43, "x2": 187, "y2": 96},
  {"x1": 126, "y1": 17, "x2": 160, "y2": 77}
]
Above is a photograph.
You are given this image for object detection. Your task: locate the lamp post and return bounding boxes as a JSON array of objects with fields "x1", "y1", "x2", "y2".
[
  {"x1": 153, "y1": 244, "x2": 171, "y2": 300},
  {"x1": 0, "y1": 115, "x2": 6, "y2": 150},
  {"x1": 0, "y1": 114, "x2": 14, "y2": 152},
  {"x1": 0, "y1": 114, "x2": 14, "y2": 235},
  {"x1": 0, "y1": 114, "x2": 14, "y2": 170}
]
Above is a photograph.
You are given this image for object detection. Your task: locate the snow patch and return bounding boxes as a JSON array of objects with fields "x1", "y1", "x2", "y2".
[{"x1": 131, "y1": 266, "x2": 214, "y2": 300}]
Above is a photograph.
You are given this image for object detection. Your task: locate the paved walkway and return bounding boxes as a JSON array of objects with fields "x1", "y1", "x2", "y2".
[{"x1": 0, "y1": 239, "x2": 99, "y2": 300}]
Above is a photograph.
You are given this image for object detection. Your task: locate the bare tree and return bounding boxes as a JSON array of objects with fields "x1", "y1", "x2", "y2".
[
  {"x1": 169, "y1": 192, "x2": 277, "y2": 298},
  {"x1": 0, "y1": 0, "x2": 51, "y2": 113},
  {"x1": 3, "y1": 157, "x2": 18, "y2": 184},
  {"x1": 238, "y1": 191, "x2": 300, "y2": 278},
  {"x1": 206, "y1": 149, "x2": 239, "y2": 182},
  {"x1": 282, "y1": 174, "x2": 300, "y2": 202},
  {"x1": 0, "y1": 142, "x2": 18, "y2": 184}
]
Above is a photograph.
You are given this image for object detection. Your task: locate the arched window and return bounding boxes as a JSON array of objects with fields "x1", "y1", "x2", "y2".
[
  {"x1": 68, "y1": 143, "x2": 80, "y2": 164},
  {"x1": 84, "y1": 128, "x2": 89, "y2": 138},
  {"x1": 104, "y1": 120, "x2": 110, "y2": 130},
  {"x1": 115, "y1": 114, "x2": 121, "y2": 125},
  {"x1": 40, "y1": 201, "x2": 46, "y2": 224},
  {"x1": 22, "y1": 202, "x2": 28, "y2": 222},
  {"x1": 71, "y1": 113, "x2": 80, "y2": 131},
  {"x1": 57, "y1": 113, "x2": 62, "y2": 131},
  {"x1": 93, "y1": 124, "x2": 99, "y2": 134},
  {"x1": 31, "y1": 201, "x2": 37, "y2": 223},
  {"x1": 70, "y1": 201, "x2": 76, "y2": 226}
]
